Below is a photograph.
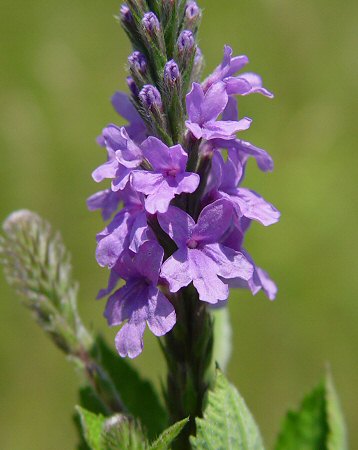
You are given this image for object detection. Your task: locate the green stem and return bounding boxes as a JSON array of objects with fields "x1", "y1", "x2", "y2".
[{"x1": 162, "y1": 285, "x2": 214, "y2": 449}]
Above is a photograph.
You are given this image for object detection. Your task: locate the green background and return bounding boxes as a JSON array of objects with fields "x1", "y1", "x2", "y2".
[{"x1": 1, "y1": 0, "x2": 357, "y2": 448}]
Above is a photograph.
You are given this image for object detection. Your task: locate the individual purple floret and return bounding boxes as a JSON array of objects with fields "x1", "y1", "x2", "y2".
[
  {"x1": 208, "y1": 151, "x2": 280, "y2": 226},
  {"x1": 185, "y1": 1, "x2": 201, "y2": 21},
  {"x1": 202, "y1": 45, "x2": 273, "y2": 98},
  {"x1": 131, "y1": 137, "x2": 200, "y2": 213},
  {"x1": 87, "y1": 189, "x2": 122, "y2": 221},
  {"x1": 158, "y1": 199, "x2": 253, "y2": 303},
  {"x1": 185, "y1": 82, "x2": 252, "y2": 140},
  {"x1": 104, "y1": 241, "x2": 176, "y2": 358},
  {"x1": 95, "y1": 186, "x2": 153, "y2": 268},
  {"x1": 128, "y1": 51, "x2": 147, "y2": 75}
]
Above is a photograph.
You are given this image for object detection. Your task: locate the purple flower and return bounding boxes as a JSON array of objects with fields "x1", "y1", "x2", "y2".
[
  {"x1": 99, "y1": 125, "x2": 143, "y2": 192},
  {"x1": 104, "y1": 241, "x2": 176, "y2": 358},
  {"x1": 87, "y1": 189, "x2": 122, "y2": 221},
  {"x1": 209, "y1": 151, "x2": 280, "y2": 226},
  {"x1": 111, "y1": 91, "x2": 147, "y2": 142},
  {"x1": 95, "y1": 187, "x2": 153, "y2": 268},
  {"x1": 223, "y1": 226, "x2": 277, "y2": 300},
  {"x1": 202, "y1": 45, "x2": 273, "y2": 98},
  {"x1": 158, "y1": 199, "x2": 253, "y2": 304},
  {"x1": 185, "y1": 82, "x2": 252, "y2": 140},
  {"x1": 120, "y1": 4, "x2": 133, "y2": 24},
  {"x1": 131, "y1": 137, "x2": 200, "y2": 213}
]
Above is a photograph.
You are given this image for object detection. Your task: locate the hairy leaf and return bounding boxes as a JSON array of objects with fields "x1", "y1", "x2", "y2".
[
  {"x1": 275, "y1": 373, "x2": 348, "y2": 450},
  {"x1": 76, "y1": 407, "x2": 106, "y2": 450},
  {"x1": 149, "y1": 418, "x2": 189, "y2": 450},
  {"x1": 191, "y1": 370, "x2": 264, "y2": 450}
]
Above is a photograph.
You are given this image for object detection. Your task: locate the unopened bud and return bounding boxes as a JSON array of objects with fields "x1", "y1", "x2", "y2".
[
  {"x1": 142, "y1": 12, "x2": 160, "y2": 35},
  {"x1": 185, "y1": 1, "x2": 201, "y2": 23},
  {"x1": 164, "y1": 60, "x2": 180, "y2": 85},
  {"x1": 120, "y1": 4, "x2": 133, "y2": 24},
  {"x1": 127, "y1": 76, "x2": 139, "y2": 97},
  {"x1": 177, "y1": 30, "x2": 195, "y2": 53},
  {"x1": 128, "y1": 51, "x2": 147, "y2": 76},
  {"x1": 139, "y1": 85, "x2": 162, "y2": 110}
]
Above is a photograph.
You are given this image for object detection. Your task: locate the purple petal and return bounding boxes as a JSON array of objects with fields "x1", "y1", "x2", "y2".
[
  {"x1": 188, "y1": 249, "x2": 229, "y2": 303},
  {"x1": 87, "y1": 189, "x2": 121, "y2": 221},
  {"x1": 111, "y1": 91, "x2": 142, "y2": 123},
  {"x1": 222, "y1": 96, "x2": 239, "y2": 122},
  {"x1": 144, "y1": 184, "x2": 174, "y2": 214},
  {"x1": 193, "y1": 199, "x2": 233, "y2": 243},
  {"x1": 131, "y1": 171, "x2": 164, "y2": 195},
  {"x1": 129, "y1": 212, "x2": 152, "y2": 253},
  {"x1": 158, "y1": 206, "x2": 194, "y2": 246},
  {"x1": 141, "y1": 137, "x2": 172, "y2": 171},
  {"x1": 203, "y1": 243, "x2": 253, "y2": 280},
  {"x1": 97, "y1": 269, "x2": 121, "y2": 300},
  {"x1": 167, "y1": 144, "x2": 188, "y2": 173},
  {"x1": 111, "y1": 165, "x2": 132, "y2": 191},
  {"x1": 174, "y1": 172, "x2": 200, "y2": 195},
  {"x1": 201, "y1": 82, "x2": 229, "y2": 123},
  {"x1": 236, "y1": 188, "x2": 280, "y2": 226},
  {"x1": 232, "y1": 140, "x2": 274, "y2": 172},
  {"x1": 254, "y1": 267, "x2": 277, "y2": 300},
  {"x1": 226, "y1": 55, "x2": 249, "y2": 77},
  {"x1": 115, "y1": 321, "x2": 146, "y2": 358},
  {"x1": 92, "y1": 154, "x2": 118, "y2": 183},
  {"x1": 202, "y1": 118, "x2": 252, "y2": 141},
  {"x1": 185, "y1": 121, "x2": 203, "y2": 139},
  {"x1": 239, "y1": 72, "x2": 274, "y2": 98},
  {"x1": 146, "y1": 287, "x2": 176, "y2": 336},
  {"x1": 186, "y1": 82, "x2": 205, "y2": 124},
  {"x1": 133, "y1": 240, "x2": 164, "y2": 284},
  {"x1": 160, "y1": 247, "x2": 192, "y2": 292},
  {"x1": 96, "y1": 211, "x2": 131, "y2": 268},
  {"x1": 224, "y1": 76, "x2": 252, "y2": 96}
]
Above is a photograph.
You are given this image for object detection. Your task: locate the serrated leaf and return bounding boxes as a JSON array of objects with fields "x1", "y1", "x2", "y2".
[
  {"x1": 93, "y1": 336, "x2": 166, "y2": 439},
  {"x1": 76, "y1": 406, "x2": 106, "y2": 450},
  {"x1": 191, "y1": 370, "x2": 265, "y2": 450},
  {"x1": 275, "y1": 372, "x2": 348, "y2": 450},
  {"x1": 211, "y1": 307, "x2": 232, "y2": 372},
  {"x1": 149, "y1": 418, "x2": 189, "y2": 450}
]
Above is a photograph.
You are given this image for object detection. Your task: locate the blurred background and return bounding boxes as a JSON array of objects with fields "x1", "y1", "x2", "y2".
[{"x1": 1, "y1": 0, "x2": 357, "y2": 448}]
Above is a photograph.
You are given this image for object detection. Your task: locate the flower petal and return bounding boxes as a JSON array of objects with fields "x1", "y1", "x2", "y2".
[
  {"x1": 203, "y1": 243, "x2": 253, "y2": 280},
  {"x1": 146, "y1": 287, "x2": 176, "y2": 336},
  {"x1": 193, "y1": 199, "x2": 233, "y2": 244},
  {"x1": 158, "y1": 206, "x2": 194, "y2": 246},
  {"x1": 201, "y1": 81, "x2": 229, "y2": 123},
  {"x1": 236, "y1": 188, "x2": 280, "y2": 226},
  {"x1": 186, "y1": 82, "x2": 205, "y2": 124},
  {"x1": 115, "y1": 321, "x2": 146, "y2": 358},
  {"x1": 160, "y1": 247, "x2": 192, "y2": 292}
]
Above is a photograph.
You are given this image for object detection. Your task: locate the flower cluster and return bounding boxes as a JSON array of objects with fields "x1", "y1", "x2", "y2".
[{"x1": 88, "y1": 0, "x2": 279, "y2": 358}]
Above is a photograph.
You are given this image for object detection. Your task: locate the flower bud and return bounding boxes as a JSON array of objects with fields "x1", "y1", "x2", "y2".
[
  {"x1": 184, "y1": 1, "x2": 202, "y2": 32},
  {"x1": 139, "y1": 85, "x2": 162, "y2": 110},
  {"x1": 164, "y1": 60, "x2": 180, "y2": 86},
  {"x1": 128, "y1": 51, "x2": 147, "y2": 76},
  {"x1": 120, "y1": 4, "x2": 133, "y2": 24},
  {"x1": 142, "y1": 12, "x2": 160, "y2": 36},
  {"x1": 126, "y1": 76, "x2": 139, "y2": 97},
  {"x1": 177, "y1": 30, "x2": 195, "y2": 53}
]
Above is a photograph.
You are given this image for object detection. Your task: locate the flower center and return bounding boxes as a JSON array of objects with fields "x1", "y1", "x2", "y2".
[
  {"x1": 165, "y1": 168, "x2": 177, "y2": 178},
  {"x1": 186, "y1": 238, "x2": 198, "y2": 249}
]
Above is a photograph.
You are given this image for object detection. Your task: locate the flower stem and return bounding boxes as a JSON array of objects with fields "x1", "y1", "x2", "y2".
[{"x1": 162, "y1": 284, "x2": 214, "y2": 449}]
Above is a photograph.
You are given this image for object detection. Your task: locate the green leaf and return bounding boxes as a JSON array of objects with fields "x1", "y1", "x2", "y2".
[
  {"x1": 275, "y1": 372, "x2": 348, "y2": 450},
  {"x1": 93, "y1": 336, "x2": 167, "y2": 439},
  {"x1": 211, "y1": 307, "x2": 232, "y2": 372},
  {"x1": 149, "y1": 418, "x2": 189, "y2": 450},
  {"x1": 326, "y1": 373, "x2": 348, "y2": 450},
  {"x1": 191, "y1": 370, "x2": 265, "y2": 450},
  {"x1": 76, "y1": 406, "x2": 106, "y2": 450}
]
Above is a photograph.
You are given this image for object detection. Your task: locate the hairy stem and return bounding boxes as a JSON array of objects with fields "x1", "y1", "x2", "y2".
[{"x1": 162, "y1": 285, "x2": 214, "y2": 449}]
